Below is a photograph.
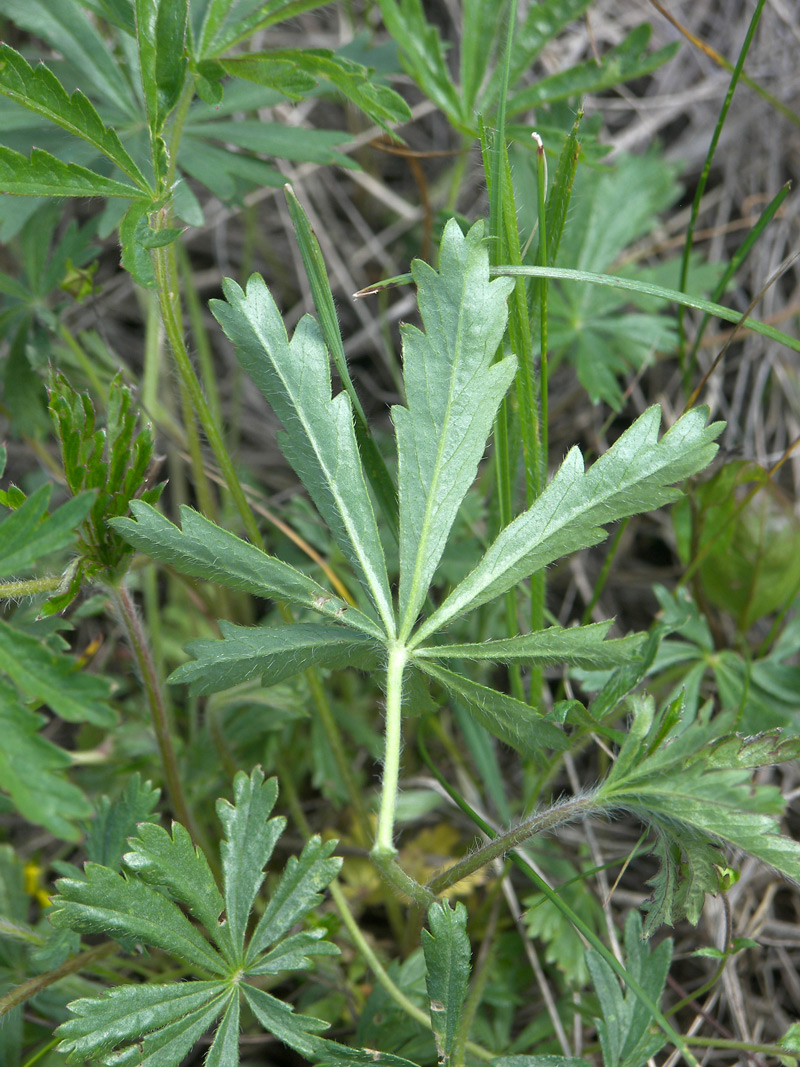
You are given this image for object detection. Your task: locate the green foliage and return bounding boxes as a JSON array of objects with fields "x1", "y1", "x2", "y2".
[
  {"x1": 119, "y1": 220, "x2": 721, "y2": 769},
  {"x1": 378, "y1": 0, "x2": 677, "y2": 139},
  {"x1": 586, "y1": 911, "x2": 672, "y2": 1067},
  {"x1": 599, "y1": 694, "x2": 800, "y2": 935},
  {"x1": 50, "y1": 767, "x2": 341, "y2": 1065},
  {"x1": 421, "y1": 901, "x2": 471, "y2": 1063},
  {"x1": 673, "y1": 461, "x2": 800, "y2": 630}
]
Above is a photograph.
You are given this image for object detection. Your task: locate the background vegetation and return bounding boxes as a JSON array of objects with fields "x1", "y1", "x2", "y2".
[{"x1": 0, "y1": 1, "x2": 799, "y2": 1065}]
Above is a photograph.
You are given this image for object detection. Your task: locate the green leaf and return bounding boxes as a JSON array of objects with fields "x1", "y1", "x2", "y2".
[
  {"x1": 0, "y1": 44, "x2": 152, "y2": 192},
  {"x1": 415, "y1": 621, "x2": 645, "y2": 669},
  {"x1": 0, "y1": 145, "x2": 151, "y2": 199},
  {"x1": 507, "y1": 26, "x2": 679, "y2": 115},
  {"x1": 0, "y1": 679, "x2": 92, "y2": 841},
  {"x1": 50, "y1": 863, "x2": 228, "y2": 972},
  {"x1": 493, "y1": 1059, "x2": 593, "y2": 1067},
  {"x1": 247, "y1": 834, "x2": 341, "y2": 962},
  {"x1": 55, "y1": 982, "x2": 228, "y2": 1064},
  {"x1": 53, "y1": 768, "x2": 340, "y2": 1066},
  {"x1": 0, "y1": 0, "x2": 137, "y2": 117},
  {"x1": 171, "y1": 622, "x2": 381, "y2": 695},
  {"x1": 136, "y1": 0, "x2": 189, "y2": 140},
  {"x1": 242, "y1": 982, "x2": 329, "y2": 1057},
  {"x1": 377, "y1": 0, "x2": 464, "y2": 126},
  {"x1": 318, "y1": 1044, "x2": 422, "y2": 1067},
  {"x1": 200, "y1": 0, "x2": 331, "y2": 57},
  {"x1": 416, "y1": 660, "x2": 568, "y2": 755},
  {"x1": 395, "y1": 220, "x2": 515, "y2": 637},
  {"x1": 0, "y1": 485, "x2": 94, "y2": 578},
  {"x1": 210, "y1": 274, "x2": 394, "y2": 634},
  {"x1": 412, "y1": 405, "x2": 723, "y2": 644},
  {"x1": 0, "y1": 618, "x2": 116, "y2": 728},
  {"x1": 111, "y1": 501, "x2": 382, "y2": 638},
  {"x1": 216, "y1": 768, "x2": 283, "y2": 956},
  {"x1": 284, "y1": 185, "x2": 399, "y2": 535},
  {"x1": 222, "y1": 49, "x2": 412, "y2": 131},
  {"x1": 421, "y1": 901, "x2": 471, "y2": 1062},
  {"x1": 86, "y1": 774, "x2": 161, "y2": 870},
  {"x1": 600, "y1": 695, "x2": 800, "y2": 933},
  {"x1": 585, "y1": 911, "x2": 672, "y2": 1067},
  {"x1": 123, "y1": 821, "x2": 233, "y2": 962}
]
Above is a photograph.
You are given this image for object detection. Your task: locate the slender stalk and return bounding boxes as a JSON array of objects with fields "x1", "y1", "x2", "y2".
[
  {"x1": 0, "y1": 941, "x2": 117, "y2": 1017},
  {"x1": 373, "y1": 642, "x2": 409, "y2": 858},
  {"x1": 677, "y1": 0, "x2": 767, "y2": 389},
  {"x1": 109, "y1": 582, "x2": 196, "y2": 841},
  {"x1": 427, "y1": 793, "x2": 600, "y2": 896}
]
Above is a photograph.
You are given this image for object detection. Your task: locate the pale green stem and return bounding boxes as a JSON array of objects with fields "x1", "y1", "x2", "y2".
[
  {"x1": 0, "y1": 941, "x2": 117, "y2": 1017},
  {"x1": 374, "y1": 642, "x2": 408, "y2": 857}
]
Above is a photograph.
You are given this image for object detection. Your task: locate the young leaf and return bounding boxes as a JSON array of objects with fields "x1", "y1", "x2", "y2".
[
  {"x1": 416, "y1": 660, "x2": 568, "y2": 754},
  {"x1": 0, "y1": 679, "x2": 92, "y2": 842},
  {"x1": 0, "y1": 145, "x2": 151, "y2": 200},
  {"x1": 210, "y1": 274, "x2": 395, "y2": 634},
  {"x1": 395, "y1": 220, "x2": 516, "y2": 637},
  {"x1": 221, "y1": 49, "x2": 412, "y2": 132},
  {"x1": 0, "y1": 44, "x2": 152, "y2": 192},
  {"x1": 135, "y1": 0, "x2": 189, "y2": 136},
  {"x1": 0, "y1": 619, "x2": 116, "y2": 728},
  {"x1": 111, "y1": 501, "x2": 383, "y2": 638},
  {"x1": 169, "y1": 621, "x2": 380, "y2": 694},
  {"x1": 86, "y1": 775, "x2": 161, "y2": 869},
  {"x1": 585, "y1": 911, "x2": 672, "y2": 1067},
  {"x1": 414, "y1": 621, "x2": 645, "y2": 669},
  {"x1": 412, "y1": 405, "x2": 723, "y2": 645},
  {"x1": 421, "y1": 901, "x2": 471, "y2": 1063},
  {"x1": 599, "y1": 695, "x2": 800, "y2": 934}
]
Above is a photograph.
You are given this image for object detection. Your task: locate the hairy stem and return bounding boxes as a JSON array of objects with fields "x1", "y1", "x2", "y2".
[
  {"x1": 0, "y1": 575, "x2": 62, "y2": 599},
  {"x1": 427, "y1": 793, "x2": 601, "y2": 896},
  {"x1": 374, "y1": 642, "x2": 408, "y2": 858},
  {"x1": 109, "y1": 582, "x2": 196, "y2": 840},
  {"x1": 0, "y1": 941, "x2": 117, "y2": 1017}
]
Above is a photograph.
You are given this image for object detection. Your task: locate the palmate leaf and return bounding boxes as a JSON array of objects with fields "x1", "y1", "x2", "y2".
[
  {"x1": 210, "y1": 275, "x2": 394, "y2": 634},
  {"x1": 394, "y1": 220, "x2": 516, "y2": 638},
  {"x1": 0, "y1": 145, "x2": 150, "y2": 199},
  {"x1": 86, "y1": 775, "x2": 161, "y2": 870},
  {"x1": 199, "y1": 0, "x2": 332, "y2": 58},
  {"x1": 111, "y1": 501, "x2": 383, "y2": 638},
  {"x1": 414, "y1": 621, "x2": 645, "y2": 669},
  {"x1": 599, "y1": 695, "x2": 800, "y2": 935},
  {"x1": 0, "y1": 679, "x2": 92, "y2": 842},
  {"x1": 0, "y1": 44, "x2": 151, "y2": 191},
  {"x1": 52, "y1": 768, "x2": 340, "y2": 1066},
  {"x1": 170, "y1": 622, "x2": 380, "y2": 694},
  {"x1": 411, "y1": 405, "x2": 723, "y2": 645},
  {"x1": 421, "y1": 901, "x2": 471, "y2": 1063}
]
